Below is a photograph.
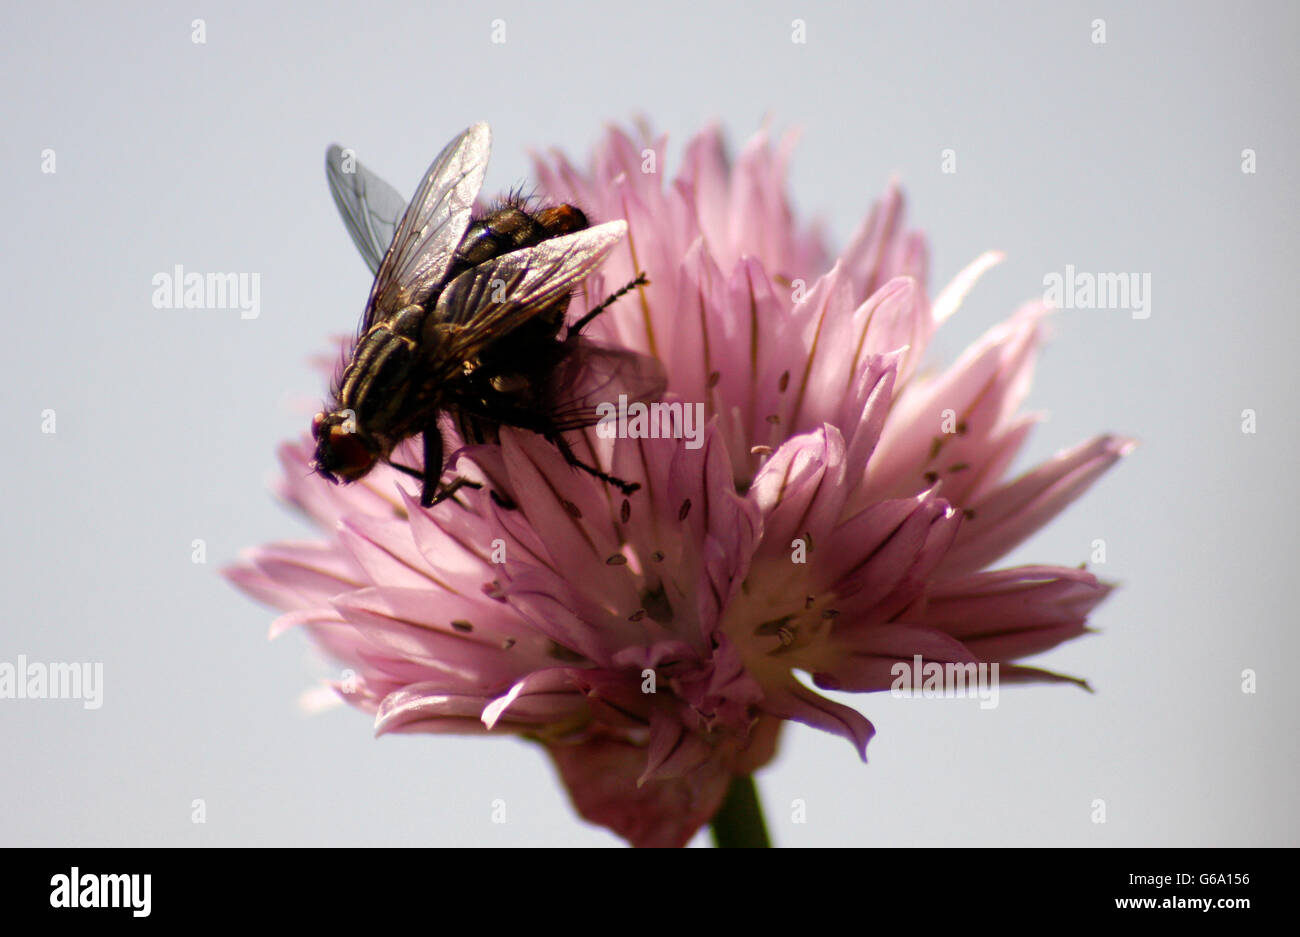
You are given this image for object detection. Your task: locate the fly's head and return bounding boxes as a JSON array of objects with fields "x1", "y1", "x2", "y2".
[{"x1": 311, "y1": 408, "x2": 378, "y2": 483}]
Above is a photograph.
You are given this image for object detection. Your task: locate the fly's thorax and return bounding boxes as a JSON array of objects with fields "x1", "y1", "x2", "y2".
[
  {"x1": 418, "y1": 318, "x2": 464, "y2": 379},
  {"x1": 337, "y1": 310, "x2": 425, "y2": 423},
  {"x1": 327, "y1": 301, "x2": 450, "y2": 466}
]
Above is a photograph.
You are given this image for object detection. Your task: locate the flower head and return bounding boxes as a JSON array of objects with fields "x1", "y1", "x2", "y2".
[{"x1": 227, "y1": 122, "x2": 1131, "y2": 847}]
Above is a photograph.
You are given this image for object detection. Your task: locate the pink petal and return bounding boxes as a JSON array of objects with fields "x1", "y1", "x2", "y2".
[
  {"x1": 937, "y1": 435, "x2": 1136, "y2": 578},
  {"x1": 931, "y1": 250, "x2": 1004, "y2": 325},
  {"x1": 813, "y1": 623, "x2": 980, "y2": 692},
  {"x1": 375, "y1": 685, "x2": 499, "y2": 735},
  {"x1": 823, "y1": 488, "x2": 961, "y2": 624},
  {"x1": 864, "y1": 304, "x2": 1047, "y2": 503},
  {"x1": 640, "y1": 708, "x2": 715, "y2": 783},
  {"x1": 482, "y1": 668, "x2": 587, "y2": 730},
  {"x1": 545, "y1": 734, "x2": 733, "y2": 848},
  {"x1": 748, "y1": 426, "x2": 849, "y2": 563},
  {"x1": 761, "y1": 677, "x2": 876, "y2": 760}
]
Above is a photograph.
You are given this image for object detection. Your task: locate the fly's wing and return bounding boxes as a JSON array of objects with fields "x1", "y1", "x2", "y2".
[
  {"x1": 433, "y1": 221, "x2": 628, "y2": 360},
  {"x1": 361, "y1": 123, "x2": 491, "y2": 329},
  {"x1": 545, "y1": 339, "x2": 667, "y2": 431},
  {"x1": 324, "y1": 145, "x2": 408, "y2": 275}
]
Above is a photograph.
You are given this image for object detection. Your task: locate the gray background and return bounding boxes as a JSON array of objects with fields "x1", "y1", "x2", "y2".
[{"x1": 2, "y1": 0, "x2": 1295, "y2": 846}]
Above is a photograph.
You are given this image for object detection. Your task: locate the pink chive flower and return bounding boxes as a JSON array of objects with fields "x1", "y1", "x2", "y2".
[{"x1": 226, "y1": 122, "x2": 1132, "y2": 848}]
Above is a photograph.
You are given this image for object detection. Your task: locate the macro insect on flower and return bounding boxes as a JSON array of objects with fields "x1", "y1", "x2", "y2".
[
  {"x1": 228, "y1": 120, "x2": 1132, "y2": 847},
  {"x1": 314, "y1": 123, "x2": 664, "y2": 507}
]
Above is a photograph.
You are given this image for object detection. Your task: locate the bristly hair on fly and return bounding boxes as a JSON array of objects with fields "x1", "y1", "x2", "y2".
[{"x1": 487, "y1": 182, "x2": 542, "y2": 214}]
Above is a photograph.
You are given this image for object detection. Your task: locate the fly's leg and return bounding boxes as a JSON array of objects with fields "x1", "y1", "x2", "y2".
[
  {"x1": 430, "y1": 476, "x2": 483, "y2": 506},
  {"x1": 389, "y1": 461, "x2": 424, "y2": 481},
  {"x1": 549, "y1": 433, "x2": 640, "y2": 496},
  {"x1": 419, "y1": 427, "x2": 445, "y2": 507},
  {"x1": 568, "y1": 273, "x2": 649, "y2": 337},
  {"x1": 451, "y1": 394, "x2": 641, "y2": 499},
  {"x1": 391, "y1": 457, "x2": 481, "y2": 507}
]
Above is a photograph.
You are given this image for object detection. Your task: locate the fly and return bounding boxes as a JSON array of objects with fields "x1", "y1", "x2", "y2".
[{"x1": 312, "y1": 123, "x2": 664, "y2": 507}]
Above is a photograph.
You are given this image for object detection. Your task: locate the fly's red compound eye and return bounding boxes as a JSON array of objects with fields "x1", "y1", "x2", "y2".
[{"x1": 327, "y1": 425, "x2": 377, "y2": 481}]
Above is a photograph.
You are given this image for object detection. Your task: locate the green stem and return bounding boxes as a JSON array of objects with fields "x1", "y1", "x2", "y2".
[{"x1": 710, "y1": 774, "x2": 771, "y2": 848}]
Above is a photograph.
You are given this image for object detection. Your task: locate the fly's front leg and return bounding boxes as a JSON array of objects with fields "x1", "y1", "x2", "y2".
[
  {"x1": 420, "y1": 427, "x2": 445, "y2": 507},
  {"x1": 420, "y1": 424, "x2": 483, "y2": 507}
]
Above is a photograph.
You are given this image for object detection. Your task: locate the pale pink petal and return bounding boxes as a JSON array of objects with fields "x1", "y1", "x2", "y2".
[
  {"x1": 937, "y1": 435, "x2": 1136, "y2": 577},
  {"x1": 546, "y1": 734, "x2": 733, "y2": 848}
]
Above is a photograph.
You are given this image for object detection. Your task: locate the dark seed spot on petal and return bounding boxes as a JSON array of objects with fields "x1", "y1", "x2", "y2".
[
  {"x1": 548, "y1": 642, "x2": 586, "y2": 663},
  {"x1": 707, "y1": 370, "x2": 721, "y2": 388},
  {"x1": 451, "y1": 620, "x2": 473, "y2": 633},
  {"x1": 393, "y1": 504, "x2": 408, "y2": 520},
  {"x1": 964, "y1": 508, "x2": 977, "y2": 521},
  {"x1": 765, "y1": 413, "x2": 781, "y2": 424},
  {"x1": 502, "y1": 638, "x2": 516, "y2": 649},
  {"x1": 956, "y1": 420, "x2": 969, "y2": 435},
  {"x1": 561, "y1": 499, "x2": 582, "y2": 519},
  {"x1": 628, "y1": 609, "x2": 647, "y2": 622},
  {"x1": 924, "y1": 471, "x2": 940, "y2": 485},
  {"x1": 620, "y1": 499, "x2": 631, "y2": 523},
  {"x1": 928, "y1": 437, "x2": 943, "y2": 461},
  {"x1": 678, "y1": 498, "x2": 692, "y2": 521},
  {"x1": 490, "y1": 489, "x2": 517, "y2": 511},
  {"x1": 651, "y1": 550, "x2": 665, "y2": 562},
  {"x1": 820, "y1": 608, "x2": 840, "y2": 620},
  {"x1": 750, "y1": 445, "x2": 773, "y2": 456},
  {"x1": 606, "y1": 553, "x2": 628, "y2": 566},
  {"x1": 948, "y1": 462, "x2": 969, "y2": 473},
  {"x1": 805, "y1": 595, "x2": 816, "y2": 609},
  {"x1": 803, "y1": 531, "x2": 814, "y2": 551},
  {"x1": 778, "y1": 370, "x2": 790, "y2": 392}
]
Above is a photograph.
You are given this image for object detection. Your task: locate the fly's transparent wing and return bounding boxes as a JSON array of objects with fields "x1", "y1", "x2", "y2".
[
  {"x1": 546, "y1": 339, "x2": 667, "y2": 431},
  {"x1": 363, "y1": 123, "x2": 491, "y2": 329},
  {"x1": 324, "y1": 145, "x2": 408, "y2": 276},
  {"x1": 433, "y1": 221, "x2": 628, "y2": 358}
]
